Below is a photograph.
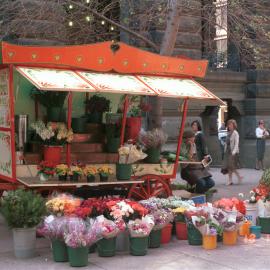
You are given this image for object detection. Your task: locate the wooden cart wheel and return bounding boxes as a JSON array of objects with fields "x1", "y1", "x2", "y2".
[{"x1": 127, "y1": 174, "x2": 172, "y2": 200}]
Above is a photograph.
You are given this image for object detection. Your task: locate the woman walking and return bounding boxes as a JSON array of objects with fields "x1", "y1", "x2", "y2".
[
  {"x1": 255, "y1": 120, "x2": 269, "y2": 170},
  {"x1": 223, "y1": 119, "x2": 243, "y2": 185},
  {"x1": 191, "y1": 120, "x2": 208, "y2": 161}
]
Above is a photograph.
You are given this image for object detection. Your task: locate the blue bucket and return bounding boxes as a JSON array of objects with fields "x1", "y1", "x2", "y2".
[{"x1": 250, "y1": 226, "x2": 261, "y2": 239}]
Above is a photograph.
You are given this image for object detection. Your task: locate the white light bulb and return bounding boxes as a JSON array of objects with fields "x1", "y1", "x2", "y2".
[
  {"x1": 69, "y1": 4, "x2": 73, "y2": 9},
  {"x1": 86, "y1": 0, "x2": 90, "y2": 3},
  {"x1": 110, "y1": 26, "x2": 114, "y2": 31},
  {"x1": 101, "y1": 20, "x2": 105, "y2": 25},
  {"x1": 68, "y1": 21, "x2": 73, "y2": 27},
  {"x1": 86, "y1": 16, "x2": 91, "y2": 22}
]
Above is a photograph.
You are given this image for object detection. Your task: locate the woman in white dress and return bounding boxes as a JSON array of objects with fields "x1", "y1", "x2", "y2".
[{"x1": 256, "y1": 120, "x2": 269, "y2": 170}]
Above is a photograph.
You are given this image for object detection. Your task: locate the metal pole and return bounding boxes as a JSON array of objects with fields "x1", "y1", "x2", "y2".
[
  {"x1": 66, "y1": 92, "x2": 73, "y2": 166},
  {"x1": 172, "y1": 98, "x2": 189, "y2": 177},
  {"x1": 120, "y1": 95, "x2": 129, "y2": 145}
]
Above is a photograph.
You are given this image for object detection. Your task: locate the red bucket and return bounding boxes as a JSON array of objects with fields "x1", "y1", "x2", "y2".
[
  {"x1": 126, "y1": 117, "x2": 142, "y2": 142},
  {"x1": 161, "y1": 223, "x2": 173, "y2": 244},
  {"x1": 176, "y1": 222, "x2": 188, "y2": 240},
  {"x1": 43, "y1": 145, "x2": 62, "y2": 165}
]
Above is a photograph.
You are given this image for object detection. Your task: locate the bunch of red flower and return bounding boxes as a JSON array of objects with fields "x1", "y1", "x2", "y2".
[
  {"x1": 127, "y1": 201, "x2": 149, "y2": 217},
  {"x1": 139, "y1": 102, "x2": 152, "y2": 112},
  {"x1": 213, "y1": 198, "x2": 246, "y2": 215},
  {"x1": 252, "y1": 184, "x2": 270, "y2": 202},
  {"x1": 74, "y1": 206, "x2": 92, "y2": 219},
  {"x1": 38, "y1": 161, "x2": 55, "y2": 176}
]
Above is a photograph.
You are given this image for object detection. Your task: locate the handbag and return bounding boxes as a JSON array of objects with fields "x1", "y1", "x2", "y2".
[{"x1": 221, "y1": 168, "x2": 228, "y2": 175}]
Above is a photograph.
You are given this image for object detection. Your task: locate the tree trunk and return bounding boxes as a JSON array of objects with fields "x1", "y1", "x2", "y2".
[{"x1": 149, "y1": 0, "x2": 183, "y2": 129}]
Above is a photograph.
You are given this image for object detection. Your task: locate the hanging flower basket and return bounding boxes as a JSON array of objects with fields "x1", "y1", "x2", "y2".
[
  {"x1": 51, "y1": 240, "x2": 68, "y2": 262},
  {"x1": 149, "y1": 229, "x2": 162, "y2": 248},
  {"x1": 97, "y1": 237, "x2": 116, "y2": 257},
  {"x1": 129, "y1": 237, "x2": 149, "y2": 256},
  {"x1": 67, "y1": 246, "x2": 88, "y2": 267}
]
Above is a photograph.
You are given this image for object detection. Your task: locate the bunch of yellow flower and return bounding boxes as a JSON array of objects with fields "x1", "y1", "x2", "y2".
[
  {"x1": 69, "y1": 166, "x2": 83, "y2": 176},
  {"x1": 172, "y1": 207, "x2": 187, "y2": 214},
  {"x1": 83, "y1": 166, "x2": 97, "y2": 176},
  {"x1": 56, "y1": 124, "x2": 73, "y2": 143},
  {"x1": 55, "y1": 164, "x2": 69, "y2": 176},
  {"x1": 46, "y1": 194, "x2": 81, "y2": 216},
  {"x1": 98, "y1": 166, "x2": 113, "y2": 176}
]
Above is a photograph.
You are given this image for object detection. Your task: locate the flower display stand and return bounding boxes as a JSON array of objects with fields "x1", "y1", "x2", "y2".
[
  {"x1": 149, "y1": 229, "x2": 161, "y2": 248},
  {"x1": 97, "y1": 237, "x2": 116, "y2": 257},
  {"x1": 67, "y1": 246, "x2": 88, "y2": 267},
  {"x1": 51, "y1": 240, "x2": 68, "y2": 262},
  {"x1": 129, "y1": 237, "x2": 149, "y2": 256}
]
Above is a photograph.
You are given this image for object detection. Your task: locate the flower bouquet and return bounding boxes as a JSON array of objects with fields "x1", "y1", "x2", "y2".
[
  {"x1": 55, "y1": 164, "x2": 69, "y2": 181},
  {"x1": 98, "y1": 166, "x2": 113, "y2": 182},
  {"x1": 83, "y1": 166, "x2": 97, "y2": 183},
  {"x1": 249, "y1": 184, "x2": 270, "y2": 204},
  {"x1": 69, "y1": 165, "x2": 83, "y2": 182},
  {"x1": 37, "y1": 160, "x2": 55, "y2": 181},
  {"x1": 213, "y1": 197, "x2": 246, "y2": 215}
]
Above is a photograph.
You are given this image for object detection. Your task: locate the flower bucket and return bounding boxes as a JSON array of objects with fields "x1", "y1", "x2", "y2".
[
  {"x1": 97, "y1": 237, "x2": 116, "y2": 257},
  {"x1": 39, "y1": 173, "x2": 49, "y2": 181},
  {"x1": 176, "y1": 222, "x2": 188, "y2": 240},
  {"x1": 58, "y1": 175, "x2": 67, "y2": 181},
  {"x1": 116, "y1": 230, "x2": 129, "y2": 252},
  {"x1": 202, "y1": 235, "x2": 217, "y2": 250},
  {"x1": 72, "y1": 117, "x2": 87, "y2": 133},
  {"x1": 116, "y1": 163, "x2": 132, "y2": 181},
  {"x1": 257, "y1": 217, "x2": 270, "y2": 234},
  {"x1": 47, "y1": 107, "x2": 65, "y2": 122},
  {"x1": 129, "y1": 236, "x2": 148, "y2": 256},
  {"x1": 89, "y1": 244, "x2": 96, "y2": 253},
  {"x1": 52, "y1": 240, "x2": 68, "y2": 262},
  {"x1": 88, "y1": 112, "x2": 103, "y2": 124},
  {"x1": 223, "y1": 230, "x2": 238, "y2": 245},
  {"x1": 13, "y1": 227, "x2": 36, "y2": 259},
  {"x1": 161, "y1": 223, "x2": 172, "y2": 244},
  {"x1": 87, "y1": 175, "x2": 95, "y2": 183},
  {"x1": 106, "y1": 137, "x2": 121, "y2": 153},
  {"x1": 145, "y1": 148, "x2": 161, "y2": 164},
  {"x1": 149, "y1": 229, "x2": 162, "y2": 248},
  {"x1": 239, "y1": 221, "x2": 251, "y2": 236},
  {"x1": 67, "y1": 246, "x2": 88, "y2": 267},
  {"x1": 245, "y1": 203, "x2": 258, "y2": 226},
  {"x1": 44, "y1": 145, "x2": 62, "y2": 165},
  {"x1": 250, "y1": 226, "x2": 261, "y2": 239},
  {"x1": 126, "y1": 117, "x2": 142, "y2": 142},
  {"x1": 99, "y1": 173, "x2": 108, "y2": 182},
  {"x1": 70, "y1": 174, "x2": 79, "y2": 182},
  {"x1": 187, "y1": 223, "x2": 202, "y2": 245}
]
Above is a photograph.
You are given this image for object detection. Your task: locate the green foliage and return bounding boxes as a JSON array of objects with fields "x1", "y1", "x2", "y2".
[
  {"x1": 0, "y1": 189, "x2": 46, "y2": 228},
  {"x1": 85, "y1": 94, "x2": 110, "y2": 113},
  {"x1": 30, "y1": 87, "x2": 67, "y2": 108},
  {"x1": 260, "y1": 168, "x2": 270, "y2": 188}
]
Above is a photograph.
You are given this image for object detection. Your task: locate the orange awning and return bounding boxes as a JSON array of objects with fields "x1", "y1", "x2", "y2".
[{"x1": 16, "y1": 66, "x2": 225, "y2": 104}]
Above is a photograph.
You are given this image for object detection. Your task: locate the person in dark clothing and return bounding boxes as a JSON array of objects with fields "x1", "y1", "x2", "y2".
[
  {"x1": 191, "y1": 120, "x2": 208, "y2": 161},
  {"x1": 180, "y1": 130, "x2": 215, "y2": 194}
]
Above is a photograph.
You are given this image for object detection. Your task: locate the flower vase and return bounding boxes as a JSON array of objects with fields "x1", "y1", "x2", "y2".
[
  {"x1": 70, "y1": 174, "x2": 79, "y2": 182},
  {"x1": 99, "y1": 173, "x2": 108, "y2": 182},
  {"x1": 149, "y1": 229, "x2": 162, "y2": 248},
  {"x1": 51, "y1": 240, "x2": 68, "y2": 262},
  {"x1": 58, "y1": 174, "x2": 67, "y2": 182},
  {"x1": 116, "y1": 163, "x2": 132, "y2": 181},
  {"x1": 161, "y1": 223, "x2": 173, "y2": 244},
  {"x1": 145, "y1": 148, "x2": 161, "y2": 163},
  {"x1": 129, "y1": 236, "x2": 149, "y2": 256},
  {"x1": 43, "y1": 145, "x2": 62, "y2": 165},
  {"x1": 97, "y1": 237, "x2": 116, "y2": 257},
  {"x1": 67, "y1": 246, "x2": 88, "y2": 267},
  {"x1": 39, "y1": 173, "x2": 49, "y2": 182},
  {"x1": 202, "y1": 235, "x2": 217, "y2": 250},
  {"x1": 87, "y1": 175, "x2": 95, "y2": 183}
]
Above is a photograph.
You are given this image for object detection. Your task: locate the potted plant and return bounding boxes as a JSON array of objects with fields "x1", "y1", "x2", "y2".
[
  {"x1": 30, "y1": 88, "x2": 67, "y2": 122},
  {"x1": 85, "y1": 94, "x2": 110, "y2": 124},
  {"x1": 55, "y1": 164, "x2": 69, "y2": 181},
  {"x1": 117, "y1": 144, "x2": 146, "y2": 181},
  {"x1": 105, "y1": 123, "x2": 121, "y2": 153},
  {"x1": 69, "y1": 165, "x2": 83, "y2": 182},
  {"x1": 98, "y1": 166, "x2": 113, "y2": 182},
  {"x1": 31, "y1": 121, "x2": 73, "y2": 165},
  {"x1": 37, "y1": 160, "x2": 55, "y2": 181},
  {"x1": 0, "y1": 189, "x2": 46, "y2": 259},
  {"x1": 83, "y1": 166, "x2": 97, "y2": 183},
  {"x1": 139, "y1": 128, "x2": 168, "y2": 163}
]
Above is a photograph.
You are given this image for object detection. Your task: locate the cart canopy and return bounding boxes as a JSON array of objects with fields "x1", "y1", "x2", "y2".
[{"x1": 0, "y1": 41, "x2": 224, "y2": 104}]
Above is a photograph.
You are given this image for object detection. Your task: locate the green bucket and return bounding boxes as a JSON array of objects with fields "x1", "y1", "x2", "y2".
[
  {"x1": 47, "y1": 107, "x2": 65, "y2": 122},
  {"x1": 72, "y1": 117, "x2": 87, "y2": 133},
  {"x1": 97, "y1": 237, "x2": 116, "y2": 257},
  {"x1": 89, "y1": 244, "x2": 96, "y2": 253},
  {"x1": 116, "y1": 163, "x2": 132, "y2": 181},
  {"x1": 129, "y1": 237, "x2": 149, "y2": 256},
  {"x1": 145, "y1": 148, "x2": 161, "y2": 163},
  {"x1": 149, "y1": 229, "x2": 161, "y2": 248},
  {"x1": 257, "y1": 217, "x2": 270, "y2": 234},
  {"x1": 187, "y1": 223, "x2": 202, "y2": 246},
  {"x1": 106, "y1": 137, "x2": 120, "y2": 153},
  {"x1": 67, "y1": 246, "x2": 88, "y2": 267},
  {"x1": 51, "y1": 240, "x2": 68, "y2": 262}
]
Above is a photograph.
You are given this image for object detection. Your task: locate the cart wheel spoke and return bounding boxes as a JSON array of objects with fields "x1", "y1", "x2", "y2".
[{"x1": 139, "y1": 183, "x2": 149, "y2": 198}]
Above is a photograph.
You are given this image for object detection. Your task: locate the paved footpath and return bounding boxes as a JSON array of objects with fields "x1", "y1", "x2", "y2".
[{"x1": 0, "y1": 168, "x2": 268, "y2": 270}]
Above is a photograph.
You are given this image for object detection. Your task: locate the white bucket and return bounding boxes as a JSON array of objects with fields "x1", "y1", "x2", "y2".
[
  {"x1": 13, "y1": 227, "x2": 36, "y2": 258},
  {"x1": 245, "y1": 203, "x2": 258, "y2": 226}
]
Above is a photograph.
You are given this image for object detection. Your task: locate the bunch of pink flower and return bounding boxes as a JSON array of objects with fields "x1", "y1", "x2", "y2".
[
  {"x1": 96, "y1": 215, "x2": 121, "y2": 239},
  {"x1": 128, "y1": 215, "x2": 154, "y2": 238}
]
